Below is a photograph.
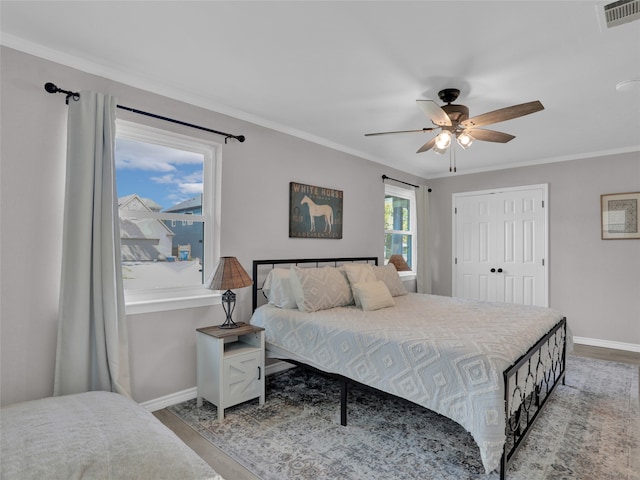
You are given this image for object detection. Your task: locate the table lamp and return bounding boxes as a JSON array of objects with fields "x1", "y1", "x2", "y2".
[
  {"x1": 205, "y1": 256, "x2": 253, "y2": 329},
  {"x1": 388, "y1": 254, "x2": 411, "y2": 271}
]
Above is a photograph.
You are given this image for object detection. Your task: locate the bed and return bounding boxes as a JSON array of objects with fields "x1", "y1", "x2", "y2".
[
  {"x1": 0, "y1": 390, "x2": 223, "y2": 480},
  {"x1": 250, "y1": 257, "x2": 568, "y2": 480}
]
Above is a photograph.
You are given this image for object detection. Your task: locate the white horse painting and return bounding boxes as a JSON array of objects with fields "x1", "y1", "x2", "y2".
[{"x1": 301, "y1": 195, "x2": 333, "y2": 233}]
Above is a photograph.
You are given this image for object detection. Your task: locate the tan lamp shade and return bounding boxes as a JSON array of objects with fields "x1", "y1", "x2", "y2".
[
  {"x1": 388, "y1": 254, "x2": 411, "y2": 272},
  {"x1": 206, "y1": 256, "x2": 253, "y2": 291}
]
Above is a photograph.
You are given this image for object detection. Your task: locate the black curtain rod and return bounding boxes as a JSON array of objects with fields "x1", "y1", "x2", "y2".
[
  {"x1": 382, "y1": 175, "x2": 431, "y2": 192},
  {"x1": 44, "y1": 82, "x2": 245, "y2": 144}
]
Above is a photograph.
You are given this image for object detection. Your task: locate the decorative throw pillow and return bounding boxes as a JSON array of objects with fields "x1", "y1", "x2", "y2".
[
  {"x1": 262, "y1": 268, "x2": 297, "y2": 309},
  {"x1": 289, "y1": 266, "x2": 354, "y2": 313},
  {"x1": 352, "y1": 280, "x2": 395, "y2": 311},
  {"x1": 342, "y1": 264, "x2": 377, "y2": 307},
  {"x1": 372, "y1": 263, "x2": 408, "y2": 297},
  {"x1": 342, "y1": 263, "x2": 377, "y2": 285}
]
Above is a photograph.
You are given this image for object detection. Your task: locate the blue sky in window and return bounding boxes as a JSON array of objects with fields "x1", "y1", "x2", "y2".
[{"x1": 115, "y1": 138, "x2": 204, "y2": 210}]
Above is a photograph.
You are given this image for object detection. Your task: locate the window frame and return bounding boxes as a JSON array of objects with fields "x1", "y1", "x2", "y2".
[
  {"x1": 384, "y1": 184, "x2": 417, "y2": 276},
  {"x1": 116, "y1": 120, "x2": 222, "y2": 315}
]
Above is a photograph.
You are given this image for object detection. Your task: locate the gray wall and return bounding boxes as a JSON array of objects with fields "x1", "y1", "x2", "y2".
[
  {"x1": 427, "y1": 154, "x2": 640, "y2": 346},
  {"x1": 2, "y1": 47, "x2": 638, "y2": 407},
  {"x1": 0, "y1": 47, "x2": 424, "y2": 406}
]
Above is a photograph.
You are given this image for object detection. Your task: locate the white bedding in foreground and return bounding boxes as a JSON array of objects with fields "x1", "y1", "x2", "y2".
[
  {"x1": 250, "y1": 293, "x2": 567, "y2": 474},
  {"x1": 0, "y1": 391, "x2": 222, "y2": 480}
]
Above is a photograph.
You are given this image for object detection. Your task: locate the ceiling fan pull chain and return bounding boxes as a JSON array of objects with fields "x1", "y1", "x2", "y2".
[
  {"x1": 453, "y1": 146, "x2": 457, "y2": 173},
  {"x1": 449, "y1": 145, "x2": 457, "y2": 173}
]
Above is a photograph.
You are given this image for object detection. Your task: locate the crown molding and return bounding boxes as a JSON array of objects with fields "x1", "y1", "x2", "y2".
[
  {"x1": 3, "y1": 33, "x2": 636, "y2": 181},
  {"x1": 1, "y1": 33, "x2": 386, "y2": 166}
]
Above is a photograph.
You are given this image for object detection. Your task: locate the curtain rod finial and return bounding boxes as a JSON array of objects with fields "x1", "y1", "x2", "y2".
[{"x1": 44, "y1": 82, "x2": 59, "y2": 94}]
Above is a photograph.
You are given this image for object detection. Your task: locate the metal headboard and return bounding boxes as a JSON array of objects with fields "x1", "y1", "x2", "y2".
[{"x1": 252, "y1": 257, "x2": 379, "y2": 312}]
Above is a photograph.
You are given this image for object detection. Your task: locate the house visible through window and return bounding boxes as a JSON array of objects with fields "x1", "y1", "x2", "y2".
[
  {"x1": 115, "y1": 120, "x2": 219, "y2": 309},
  {"x1": 384, "y1": 184, "x2": 416, "y2": 270}
]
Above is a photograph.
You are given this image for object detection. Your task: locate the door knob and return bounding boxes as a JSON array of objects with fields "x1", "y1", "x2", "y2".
[
  {"x1": 490, "y1": 268, "x2": 496, "y2": 273},
  {"x1": 497, "y1": 268, "x2": 503, "y2": 273}
]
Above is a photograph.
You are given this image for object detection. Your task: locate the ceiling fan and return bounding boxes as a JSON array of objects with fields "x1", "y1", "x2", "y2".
[{"x1": 365, "y1": 88, "x2": 544, "y2": 171}]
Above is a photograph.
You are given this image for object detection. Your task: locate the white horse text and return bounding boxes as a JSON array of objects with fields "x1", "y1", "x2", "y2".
[{"x1": 291, "y1": 183, "x2": 343, "y2": 199}]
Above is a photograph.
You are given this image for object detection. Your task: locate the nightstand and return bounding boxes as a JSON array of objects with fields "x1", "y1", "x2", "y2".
[{"x1": 196, "y1": 323, "x2": 265, "y2": 421}]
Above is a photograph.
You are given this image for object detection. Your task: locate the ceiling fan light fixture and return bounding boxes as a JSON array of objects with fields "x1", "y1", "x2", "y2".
[
  {"x1": 435, "y1": 130, "x2": 452, "y2": 149},
  {"x1": 457, "y1": 132, "x2": 474, "y2": 150},
  {"x1": 432, "y1": 144, "x2": 447, "y2": 155}
]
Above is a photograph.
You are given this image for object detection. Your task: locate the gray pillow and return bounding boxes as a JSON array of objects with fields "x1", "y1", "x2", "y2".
[{"x1": 289, "y1": 266, "x2": 353, "y2": 313}]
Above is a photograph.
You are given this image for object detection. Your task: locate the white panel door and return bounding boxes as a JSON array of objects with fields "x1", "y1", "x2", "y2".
[
  {"x1": 453, "y1": 185, "x2": 548, "y2": 307},
  {"x1": 455, "y1": 194, "x2": 494, "y2": 302}
]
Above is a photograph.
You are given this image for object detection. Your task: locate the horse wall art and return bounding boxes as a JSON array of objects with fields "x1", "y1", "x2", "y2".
[{"x1": 289, "y1": 182, "x2": 343, "y2": 239}]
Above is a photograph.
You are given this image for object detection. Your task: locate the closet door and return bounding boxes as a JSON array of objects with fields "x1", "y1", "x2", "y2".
[{"x1": 453, "y1": 185, "x2": 548, "y2": 307}]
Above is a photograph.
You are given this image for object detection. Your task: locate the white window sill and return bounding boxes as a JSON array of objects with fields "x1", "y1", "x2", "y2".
[
  {"x1": 398, "y1": 271, "x2": 417, "y2": 279},
  {"x1": 125, "y1": 287, "x2": 221, "y2": 315}
]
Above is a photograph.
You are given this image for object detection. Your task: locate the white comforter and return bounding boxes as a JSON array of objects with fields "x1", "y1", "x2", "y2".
[
  {"x1": 0, "y1": 391, "x2": 222, "y2": 480},
  {"x1": 250, "y1": 293, "x2": 567, "y2": 474}
]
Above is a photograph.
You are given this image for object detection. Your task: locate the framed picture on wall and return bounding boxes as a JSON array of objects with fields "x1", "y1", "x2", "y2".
[
  {"x1": 601, "y1": 192, "x2": 640, "y2": 239},
  {"x1": 289, "y1": 182, "x2": 343, "y2": 239}
]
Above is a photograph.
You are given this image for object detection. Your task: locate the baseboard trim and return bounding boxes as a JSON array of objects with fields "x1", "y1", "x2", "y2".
[
  {"x1": 573, "y1": 336, "x2": 640, "y2": 353},
  {"x1": 140, "y1": 361, "x2": 295, "y2": 412},
  {"x1": 141, "y1": 387, "x2": 197, "y2": 412}
]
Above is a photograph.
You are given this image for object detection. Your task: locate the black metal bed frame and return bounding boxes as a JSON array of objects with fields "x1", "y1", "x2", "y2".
[
  {"x1": 501, "y1": 317, "x2": 566, "y2": 478},
  {"x1": 251, "y1": 257, "x2": 567, "y2": 480}
]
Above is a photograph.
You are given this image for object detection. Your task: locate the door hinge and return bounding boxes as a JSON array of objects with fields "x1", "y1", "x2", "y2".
[
  {"x1": 455, "y1": 257, "x2": 458, "y2": 264},
  {"x1": 454, "y1": 207, "x2": 457, "y2": 214},
  {"x1": 542, "y1": 200, "x2": 545, "y2": 208},
  {"x1": 542, "y1": 258, "x2": 545, "y2": 266}
]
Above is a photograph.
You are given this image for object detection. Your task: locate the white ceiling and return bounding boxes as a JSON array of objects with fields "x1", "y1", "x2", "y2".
[{"x1": 2, "y1": 1, "x2": 639, "y2": 178}]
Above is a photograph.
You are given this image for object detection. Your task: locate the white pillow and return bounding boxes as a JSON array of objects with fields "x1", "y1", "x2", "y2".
[
  {"x1": 352, "y1": 280, "x2": 395, "y2": 311},
  {"x1": 289, "y1": 266, "x2": 353, "y2": 313},
  {"x1": 262, "y1": 268, "x2": 297, "y2": 309},
  {"x1": 372, "y1": 263, "x2": 408, "y2": 297},
  {"x1": 342, "y1": 264, "x2": 377, "y2": 307}
]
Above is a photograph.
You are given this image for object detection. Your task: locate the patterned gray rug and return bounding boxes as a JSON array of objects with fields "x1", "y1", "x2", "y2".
[{"x1": 169, "y1": 356, "x2": 639, "y2": 480}]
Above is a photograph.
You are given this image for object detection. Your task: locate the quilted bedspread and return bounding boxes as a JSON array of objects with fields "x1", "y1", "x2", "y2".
[
  {"x1": 0, "y1": 391, "x2": 222, "y2": 480},
  {"x1": 250, "y1": 293, "x2": 567, "y2": 474}
]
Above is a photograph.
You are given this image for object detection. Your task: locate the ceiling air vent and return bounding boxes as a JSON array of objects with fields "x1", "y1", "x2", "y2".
[{"x1": 602, "y1": 0, "x2": 640, "y2": 28}]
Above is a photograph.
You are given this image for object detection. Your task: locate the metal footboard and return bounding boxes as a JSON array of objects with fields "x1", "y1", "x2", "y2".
[{"x1": 501, "y1": 317, "x2": 567, "y2": 479}]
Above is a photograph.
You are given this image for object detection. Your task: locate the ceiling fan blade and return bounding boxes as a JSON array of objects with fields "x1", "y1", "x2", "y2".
[
  {"x1": 466, "y1": 128, "x2": 515, "y2": 143},
  {"x1": 416, "y1": 137, "x2": 437, "y2": 153},
  {"x1": 461, "y1": 100, "x2": 544, "y2": 128},
  {"x1": 416, "y1": 100, "x2": 452, "y2": 127},
  {"x1": 364, "y1": 127, "x2": 437, "y2": 137}
]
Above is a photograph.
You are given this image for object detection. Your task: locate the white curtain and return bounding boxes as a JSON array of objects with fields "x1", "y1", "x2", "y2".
[
  {"x1": 416, "y1": 186, "x2": 432, "y2": 294},
  {"x1": 54, "y1": 91, "x2": 131, "y2": 397}
]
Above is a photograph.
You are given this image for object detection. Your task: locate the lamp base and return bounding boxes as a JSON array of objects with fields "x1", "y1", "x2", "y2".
[
  {"x1": 218, "y1": 318, "x2": 240, "y2": 329},
  {"x1": 218, "y1": 289, "x2": 240, "y2": 329}
]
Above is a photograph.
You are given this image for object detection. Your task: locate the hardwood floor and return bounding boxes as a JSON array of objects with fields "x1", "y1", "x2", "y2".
[
  {"x1": 154, "y1": 408, "x2": 260, "y2": 480},
  {"x1": 572, "y1": 344, "x2": 640, "y2": 365},
  {"x1": 155, "y1": 346, "x2": 640, "y2": 479}
]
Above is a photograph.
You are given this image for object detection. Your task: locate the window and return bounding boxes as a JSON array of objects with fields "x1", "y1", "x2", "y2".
[
  {"x1": 115, "y1": 120, "x2": 221, "y2": 314},
  {"x1": 384, "y1": 184, "x2": 416, "y2": 271}
]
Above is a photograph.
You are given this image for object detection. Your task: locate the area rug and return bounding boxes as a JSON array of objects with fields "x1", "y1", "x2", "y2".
[{"x1": 169, "y1": 356, "x2": 639, "y2": 480}]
